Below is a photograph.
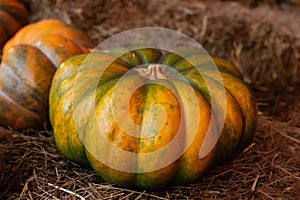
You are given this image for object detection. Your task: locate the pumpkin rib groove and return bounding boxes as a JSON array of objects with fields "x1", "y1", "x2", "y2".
[
  {"x1": 199, "y1": 74, "x2": 244, "y2": 160},
  {"x1": 132, "y1": 50, "x2": 148, "y2": 64},
  {"x1": 159, "y1": 51, "x2": 183, "y2": 67},
  {"x1": 211, "y1": 57, "x2": 243, "y2": 79},
  {"x1": 0, "y1": 83, "x2": 46, "y2": 114},
  {"x1": 133, "y1": 48, "x2": 163, "y2": 64},
  {"x1": 190, "y1": 68, "x2": 257, "y2": 153},
  {"x1": 6, "y1": 46, "x2": 56, "y2": 101},
  {"x1": 0, "y1": 101, "x2": 41, "y2": 130},
  {"x1": 4, "y1": 65, "x2": 50, "y2": 102},
  {"x1": 174, "y1": 62, "x2": 240, "y2": 79},
  {"x1": 56, "y1": 79, "x2": 122, "y2": 165},
  {"x1": 84, "y1": 82, "x2": 139, "y2": 184},
  {"x1": 182, "y1": 71, "x2": 243, "y2": 162},
  {"x1": 0, "y1": 14, "x2": 10, "y2": 36},
  {"x1": 62, "y1": 60, "x2": 131, "y2": 112},
  {"x1": 0, "y1": 91, "x2": 40, "y2": 120},
  {"x1": 117, "y1": 50, "x2": 143, "y2": 68},
  {"x1": 0, "y1": 64, "x2": 48, "y2": 107},
  {"x1": 217, "y1": 73, "x2": 257, "y2": 153},
  {"x1": 0, "y1": 0, "x2": 29, "y2": 48},
  {"x1": 72, "y1": 77, "x2": 123, "y2": 114},
  {"x1": 169, "y1": 81, "x2": 216, "y2": 185},
  {"x1": 67, "y1": 116, "x2": 83, "y2": 164},
  {"x1": 133, "y1": 82, "x2": 147, "y2": 186},
  {"x1": 0, "y1": 6, "x2": 27, "y2": 25},
  {"x1": 0, "y1": 10, "x2": 20, "y2": 36},
  {"x1": 161, "y1": 51, "x2": 242, "y2": 79},
  {"x1": 135, "y1": 80, "x2": 183, "y2": 188},
  {"x1": 33, "y1": 34, "x2": 85, "y2": 68},
  {"x1": 52, "y1": 93, "x2": 78, "y2": 163}
]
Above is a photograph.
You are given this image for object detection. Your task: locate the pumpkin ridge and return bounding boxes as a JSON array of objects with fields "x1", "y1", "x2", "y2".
[
  {"x1": 182, "y1": 71, "x2": 243, "y2": 162},
  {"x1": 0, "y1": 10, "x2": 20, "y2": 35},
  {"x1": 132, "y1": 49, "x2": 150, "y2": 64},
  {"x1": 0, "y1": 6, "x2": 28, "y2": 25},
  {"x1": 0, "y1": 64, "x2": 48, "y2": 107},
  {"x1": 0, "y1": 90, "x2": 40, "y2": 118},
  {"x1": 67, "y1": 115, "x2": 86, "y2": 164},
  {"x1": 0, "y1": 94, "x2": 41, "y2": 130},
  {"x1": 218, "y1": 73, "x2": 257, "y2": 153},
  {"x1": 112, "y1": 49, "x2": 143, "y2": 68},
  {"x1": 68, "y1": 75, "x2": 126, "y2": 114},
  {"x1": 135, "y1": 80, "x2": 183, "y2": 188},
  {"x1": 211, "y1": 57, "x2": 242, "y2": 79},
  {"x1": 0, "y1": 14, "x2": 10, "y2": 36},
  {"x1": 200, "y1": 74, "x2": 244, "y2": 162},
  {"x1": 34, "y1": 34, "x2": 85, "y2": 68},
  {"x1": 179, "y1": 66, "x2": 241, "y2": 80},
  {"x1": 60, "y1": 79, "x2": 122, "y2": 165},
  {"x1": 73, "y1": 77, "x2": 120, "y2": 115},
  {"x1": 133, "y1": 48, "x2": 163, "y2": 64},
  {"x1": 159, "y1": 52, "x2": 183, "y2": 67},
  {"x1": 6, "y1": 45, "x2": 56, "y2": 101},
  {"x1": 192, "y1": 68, "x2": 257, "y2": 153}
]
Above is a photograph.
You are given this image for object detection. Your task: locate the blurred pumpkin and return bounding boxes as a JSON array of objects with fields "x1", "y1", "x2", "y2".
[
  {"x1": 283, "y1": 0, "x2": 300, "y2": 7},
  {"x1": 0, "y1": 126, "x2": 12, "y2": 140},
  {"x1": 50, "y1": 47, "x2": 257, "y2": 189},
  {"x1": 0, "y1": 19, "x2": 95, "y2": 131},
  {"x1": 0, "y1": 0, "x2": 28, "y2": 49}
]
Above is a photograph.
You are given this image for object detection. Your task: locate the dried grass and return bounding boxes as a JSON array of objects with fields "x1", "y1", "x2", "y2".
[
  {"x1": 1, "y1": 0, "x2": 300, "y2": 199},
  {"x1": 25, "y1": 0, "x2": 299, "y2": 115},
  {"x1": 1, "y1": 113, "x2": 299, "y2": 199}
]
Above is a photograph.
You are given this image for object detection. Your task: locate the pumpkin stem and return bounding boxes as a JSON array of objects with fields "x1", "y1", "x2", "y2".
[{"x1": 135, "y1": 64, "x2": 168, "y2": 80}]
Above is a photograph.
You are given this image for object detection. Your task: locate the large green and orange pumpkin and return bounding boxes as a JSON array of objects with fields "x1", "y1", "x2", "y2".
[
  {"x1": 49, "y1": 47, "x2": 257, "y2": 189},
  {"x1": 0, "y1": 19, "x2": 95, "y2": 131},
  {"x1": 0, "y1": 0, "x2": 28, "y2": 49}
]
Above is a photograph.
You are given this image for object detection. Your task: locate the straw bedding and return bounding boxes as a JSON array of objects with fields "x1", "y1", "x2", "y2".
[{"x1": 1, "y1": 0, "x2": 299, "y2": 199}]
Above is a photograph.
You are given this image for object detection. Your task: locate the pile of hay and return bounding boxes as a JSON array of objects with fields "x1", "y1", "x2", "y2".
[
  {"x1": 1, "y1": 0, "x2": 299, "y2": 199},
  {"x1": 26, "y1": 0, "x2": 300, "y2": 114}
]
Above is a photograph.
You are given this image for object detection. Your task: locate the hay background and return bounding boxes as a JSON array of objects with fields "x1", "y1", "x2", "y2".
[{"x1": 1, "y1": 0, "x2": 300, "y2": 199}]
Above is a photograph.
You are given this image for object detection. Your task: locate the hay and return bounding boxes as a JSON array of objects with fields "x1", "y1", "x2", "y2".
[
  {"x1": 1, "y1": 0, "x2": 300, "y2": 199},
  {"x1": 1, "y1": 114, "x2": 299, "y2": 199},
  {"x1": 30, "y1": 0, "x2": 299, "y2": 115}
]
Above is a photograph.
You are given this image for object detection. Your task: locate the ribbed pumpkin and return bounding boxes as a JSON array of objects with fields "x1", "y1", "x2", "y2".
[
  {"x1": 0, "y1": 19, "x2": 95, "y2": 131},
  {"x1": 0, "y1": 0, "x2": 28, "y2": 48},
  {"x1": 49, "y1": 47, "x2": 257, "y2": 189}
]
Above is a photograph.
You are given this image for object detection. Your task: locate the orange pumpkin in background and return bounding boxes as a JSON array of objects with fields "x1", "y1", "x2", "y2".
[
  {"x1": 0, "y1": 19, "x2": 95, "y2": 131},
  {"x1": 0, "y1": 0, "x2": 29, "y2": 49}
]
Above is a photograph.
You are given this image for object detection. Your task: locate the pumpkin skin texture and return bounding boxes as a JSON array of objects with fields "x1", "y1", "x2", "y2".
[
  {"x1": 50, "y1": 47, "x2": 257, "y2": 189},
  {"x1": 3, "y1": 19, "x2": 95, "y2": 53},
  {"x1": 0, "y1": 0, "x2": 28, "y2": 48},
  {"x1": 0, "y1": 19, "x2": 95, "y2": 131}
]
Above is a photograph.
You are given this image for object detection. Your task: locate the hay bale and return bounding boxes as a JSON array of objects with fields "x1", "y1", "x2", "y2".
[
  {"x1": 38, "y1": 0, "x2": 300, "y2": 89},
  {"x1": 46, "y1": 0, "x2": 299, "y2": 113}
]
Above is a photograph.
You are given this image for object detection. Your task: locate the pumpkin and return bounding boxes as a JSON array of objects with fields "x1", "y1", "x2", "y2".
[
  {"x1": 49, "y1": 47, "x2": 257, "y2": 189},
  {"x1": 0, "y1": 19, "x2": 95, "y2": 131},
  {"x1": 0, "y1": 0, "x2": 28, "y2": 49}
]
